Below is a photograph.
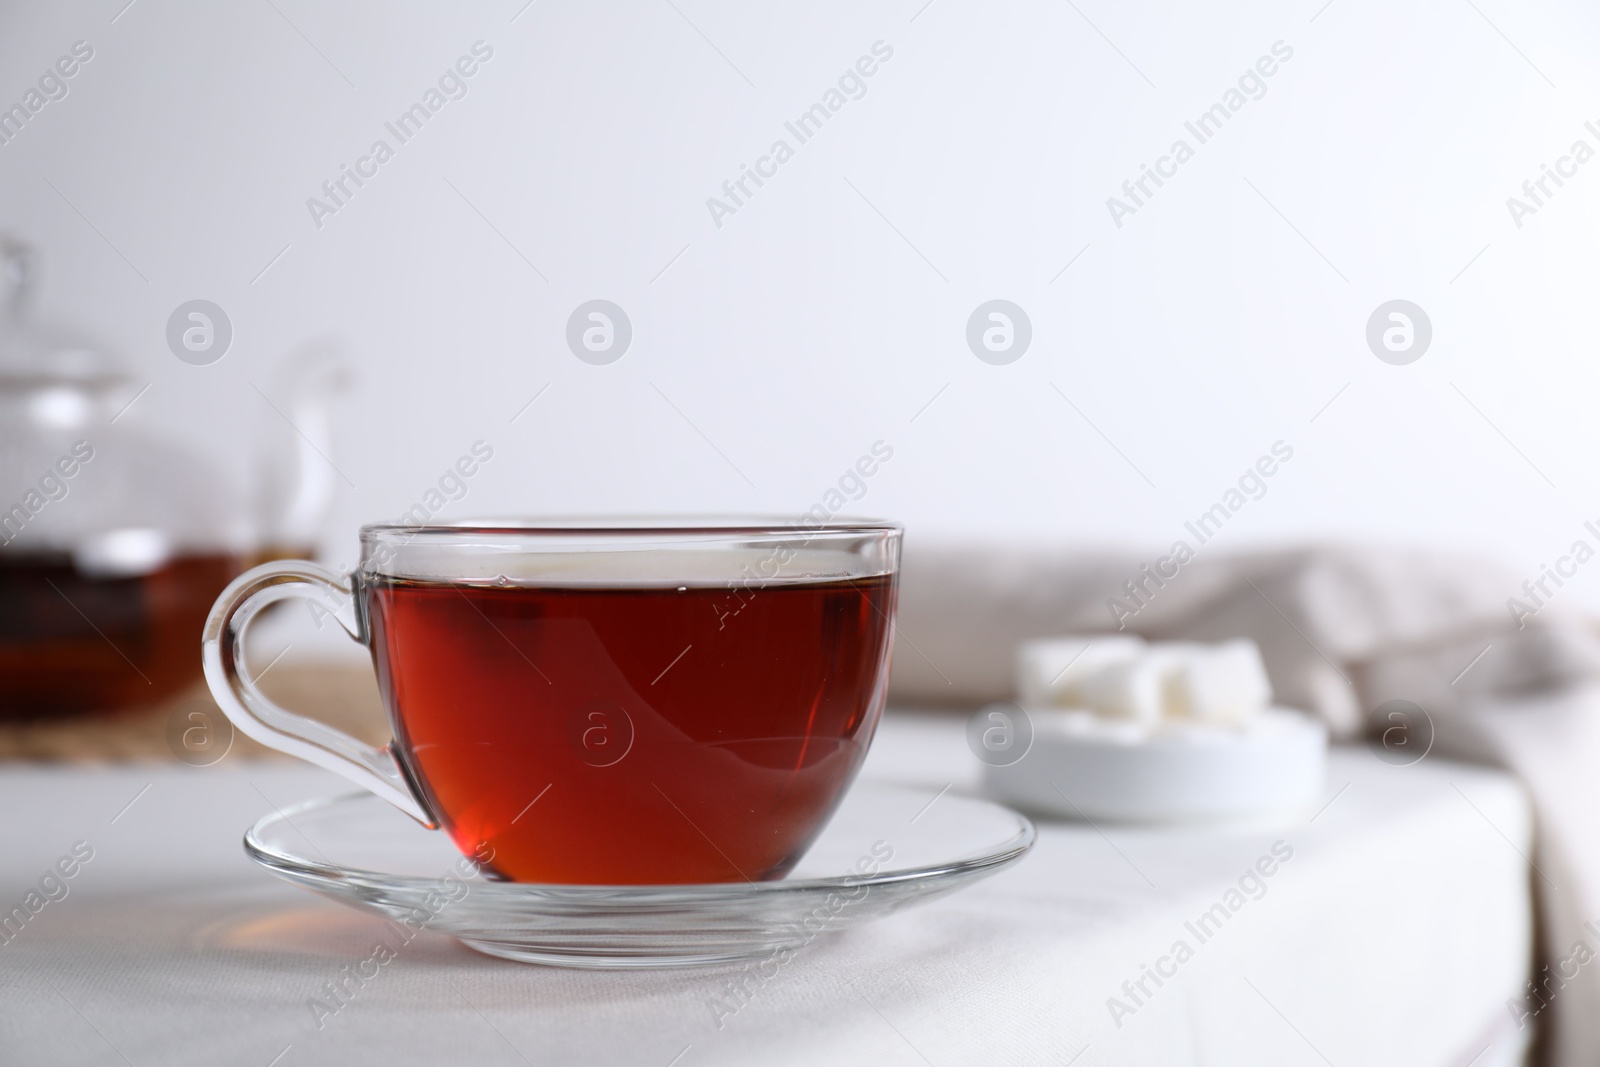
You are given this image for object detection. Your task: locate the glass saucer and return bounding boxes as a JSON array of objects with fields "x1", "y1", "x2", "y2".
[{"x1": 244, "y1": 782, "x2": 1035, "y2": 969}]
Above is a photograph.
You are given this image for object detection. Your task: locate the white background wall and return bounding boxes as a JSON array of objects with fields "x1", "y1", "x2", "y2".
[{"x1": 4, "y1": 0, "x2": 1600, "y2": 606}]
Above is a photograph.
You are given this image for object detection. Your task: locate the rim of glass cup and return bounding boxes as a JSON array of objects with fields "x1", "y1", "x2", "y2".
[
  {"x1": 360, "y1": 515, "x2": 901, "y2": 539},
  {"x1": 355, "y1": 516, "x2": 902, "y2": 584}
]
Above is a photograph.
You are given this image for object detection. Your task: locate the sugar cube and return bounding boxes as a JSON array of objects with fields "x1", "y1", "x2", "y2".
[{"x1": 1015, "y1": 635, "x2": 1144, "y2": 707}]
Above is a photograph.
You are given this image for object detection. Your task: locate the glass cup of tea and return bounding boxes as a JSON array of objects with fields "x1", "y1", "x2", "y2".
[{"x1": 202, "y1": 519, "x2": 901, "y2": 884}]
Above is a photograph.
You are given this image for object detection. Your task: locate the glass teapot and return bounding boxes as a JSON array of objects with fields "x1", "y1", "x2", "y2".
[{"x1": 0, "y1": 237, "x2": 344, "y2": 718}]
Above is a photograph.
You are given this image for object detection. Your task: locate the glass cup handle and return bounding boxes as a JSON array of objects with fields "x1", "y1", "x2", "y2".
[{"x1": 201, "y1": 560, "x2": 436, "y2": 827}]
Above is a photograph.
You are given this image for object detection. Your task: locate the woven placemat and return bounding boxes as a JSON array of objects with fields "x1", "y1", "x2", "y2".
[{"x1": 0, "y1": 663, "x2": 390, "y2": 763}]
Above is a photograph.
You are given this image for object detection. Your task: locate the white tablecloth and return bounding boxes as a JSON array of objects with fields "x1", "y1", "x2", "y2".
[{"x1": 0, "y1": 712, "x2": 1532, "y2": 1066}]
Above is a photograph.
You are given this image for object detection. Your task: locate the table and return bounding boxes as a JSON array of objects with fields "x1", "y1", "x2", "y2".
[{"x1": 0, "y1": 712, "x2": 1532, "y2": 1066}]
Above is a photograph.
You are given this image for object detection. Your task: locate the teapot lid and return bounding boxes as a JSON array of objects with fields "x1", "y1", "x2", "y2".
[{"x1": 0, "y1": 236, "x2": 126, "y2": 388}]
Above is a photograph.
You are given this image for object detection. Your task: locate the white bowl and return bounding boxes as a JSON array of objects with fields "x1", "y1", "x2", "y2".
[{"x1": 982, "y1": 708, "x2": 1327, "y2": 823}]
